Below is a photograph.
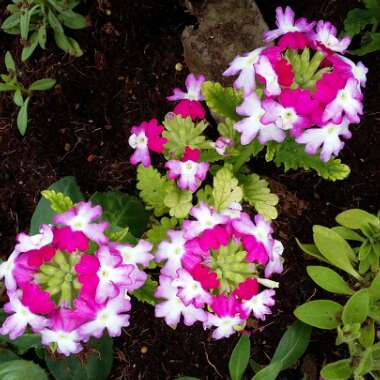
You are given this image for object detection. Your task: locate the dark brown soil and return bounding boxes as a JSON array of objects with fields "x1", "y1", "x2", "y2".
[{"x1": 0, "y1": 0, "x2": 379, "y2": 379}]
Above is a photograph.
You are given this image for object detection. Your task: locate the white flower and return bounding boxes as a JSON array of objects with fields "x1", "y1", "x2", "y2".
[
  {"x1": 242, "y1": 289, "x2": 276, "y2": 321},
  {"x1": 41, "y1": 328, "x2": 82, "y2": 356}
]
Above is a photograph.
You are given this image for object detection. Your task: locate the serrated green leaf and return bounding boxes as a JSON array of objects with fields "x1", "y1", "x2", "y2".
[
  {"x1": 163, "y1": 115, "x2": 210, "y2": 159},
  {"x1": 306, "y1": 266, "x2": 354, "y2": 295},
  {"x1": 294, "y1": 300, "x2": 343, "y2": 329},
  {"x1": 265, "y1": 139, "x2": 350, "y2": 181},
  {"x1": 213, "y1": 166, "x2": 242, "y2": 211},
  {"x1": 131, "y1": 277, "x2": 158, "y2": 305},
  {"x1": 229, "y1": 334, "x2": 251, "y2": 380},
  {"x1": 164, "y1": 182, "x2": 193, "y2": 219},
  {"x1": 202, "y1": 81, "x2": 243, "y2": 121},
  {"x1": 196, "y1": 184, "x2": 214, "y2": 206},
  {"x1": 146, "y1": 217, "x2": 178, "y2": 245},
  {"x1": 136, "y1": 165, "x2": 168, "y2": 217},
  {"x1": 218, "y1": 118, "x2": 239, "y2": 142},
  {"x1": 107, "y1": 226, "x2": 130, "y2": 242},
  {"x1": 41, "y1": 190, "x2": 74, "y2": 213},
  {"x1": 240, "y1": 174, "x2": 278, "y2": 220}
]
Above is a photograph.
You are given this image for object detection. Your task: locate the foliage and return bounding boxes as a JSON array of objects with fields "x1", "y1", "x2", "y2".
[
  {"x1": 146, "y1": 217, "x2": 178, "y2": 246},
  {"x1": 295, "y1": 208, "x2": 380, "y2": 379},
  {"x1": 265, "y1": 139, "x2": 350, "y2": 181},
  {"x1": 163, "y1": 182, "x2": 193, "y2": 219},
  {"x1": 344, "y1": 0, "x2": 380, "y2": 55},
  {"x1": 42, "y1": 190, "x2": 74, "y2": 213},
  {"x1": 0, "y1": 51, "x2": 56, "y2": 135},
  {"x1": 1, "y1": 0, "x2": 87, "y2": 61},
  {"x1": 131, "y1": 277, "x2": 158, "y2": 306}
]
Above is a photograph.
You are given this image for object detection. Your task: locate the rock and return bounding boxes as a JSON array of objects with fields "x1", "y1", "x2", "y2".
[{"x1": 181, "y1": 0, "x2": 268, "y2": 82}]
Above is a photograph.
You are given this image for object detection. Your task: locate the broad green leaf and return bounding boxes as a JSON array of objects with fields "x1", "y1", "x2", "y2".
[
  {"x1": 13, "y1": 90, "x2": 24, "y2": 107},
  {"x1": 336, "y1": 208, "x2": 379, "y2": 229},
  {"x1": 369, "y1": 272, "x2": 380, "y2": 300},
  {"x1": 164, "y1": 183, "x2": 193, "y2": 219},
  {"x1": 146, "y1": 217, "x2": 178, "y2": 245},
  {"x1": 163, "y1": 115, "x2": 210, "y2": 159},
  {"x1": 294, "y1": 300, "x2": 343, "y2": 329},
  {"x1": 90, "y1": 191, "x2": 149, "y2": 237},
  {"x1": 331, "y1": 226, "x2": 365, "y2": 242},
  {"x1": 296, "y1": 238, "x2": 328, "y2": 263},
  {"x1": 342, "y1": 289, "x2": 369, "y2": 325},
  {"x1": 0, "y1": 359, "x2": 48, "y2": 380},
  {"x1": 0, "y1": 348, "x2": 19, "y2": 364},
  {"x1": 30, "y1": 176, "x2": 84, "y2": 234},
  {"x1": 313, "y1": 226, "x2": 360, "y2": 280},
  {"x1": 355, "y1": 347, "x2": 373, "y2": 376},
  {"x1": 1, "y1": 14, "x2": 20, "y2": 31},
  {"x1": 45, "y1": 336, "x2": 113, "y2": 380},
  {"x1": 41, "y1": 190, "x2": 74, "y2": 213},
  {"x1": 344, "y1": 8, "x2": 374, "y2": 37},
  {"x1": 320, "y1": 359, "x2": 353, "y2": 380},
  {"x1": 29, "y1": 78, "x2": 56, "y2": 91},
  {"x1": 202, "y1": 81, "x2": 243, "y2": 121},
  {"x1": 131, "y1": 277, "x2": 158, "y2": 306},
  {"x1": 16, "y1": 96, "x2": 30, "y2": 136},
  {"x1": 229, "y1": 334, "x2": 251, "y2": 380},
  {"x1": 4, "y1": 51, "x2": 16, "y2": 72},
  {"x1": 251, "y1": 361, "x2": 282, "y2": 380},
  {"x1": 60, "y1": 10, "x2": 88, "y2": 29},
  {"x1": 0, "y1": 83, "x2": 15, "y2": 92},
  {"x1": 22, "y1": 31, "x2": 39, "y2": 61},
  {"x1": 136, "y1": 165, "x2": 168, "y2": 217},
  {"x1": 240, "y1": 174, "x2": 278, "y2": 220},
  {"x1": 306, "y1": 266, "x2": 354, "y2": 295},
  {"x1": 213, "y1": 166, "x2": 242, "y2": 211},
  {"x1": 265, "y1": 139, "x2": 350, "y2": 181},
  {"x1": 9, "y1": 333, "x2": 41, "y2": 355}
]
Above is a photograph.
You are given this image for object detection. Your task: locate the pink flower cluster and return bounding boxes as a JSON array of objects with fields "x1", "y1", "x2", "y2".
[
  {"x1": 154, "y1": 203, "x2": 284, "y2": 339},
  {"x1": 224, "y1": 6, "x2": 367, "y2": 162},
  {"x1": 0, "y1": 202, "x2": 153, "y2": 356}
]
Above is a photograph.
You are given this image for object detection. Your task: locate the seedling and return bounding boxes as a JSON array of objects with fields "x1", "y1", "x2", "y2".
[{"x1": 0, "y1": 51, "x2": 56, "y2": 135}]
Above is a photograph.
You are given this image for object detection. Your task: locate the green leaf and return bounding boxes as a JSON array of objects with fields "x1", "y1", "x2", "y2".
[
  {"x1": 218, "y1": 118, "x2": 239, "y2": 142},
  {"x1": 164, "y1": 182, "x2": 193, "y2": 219},
  {"x1": 22, "y1": 31, "x2": 39, "y2": 61},
  {"x1": 306, "y1": 266, "x2": 354, "y2": 295},
  {"x1": 20, "y1": 9, "x2": 31, "y2": 40},
  {"x1": 359, "y1": 320, "x2": 375, "y2": 348},
  {"x1": 313, "y1": 226, "x2": 360, "y2": 280},
  {"x1": 265, "y1": 139, "x2": 350, "y2": 181},
  {"x1": 38, "y1": 24, "x2": 47, "y2": 49},
  {"x1": 45, "y1": 336, "x2": 113, "y2": 380},
  {"x1": 369, "y1": 272, "x2": 380, "y2": 300},
  {"x1": 342, "y1": 289, "x2": 369, "y2": 325},
  {"x1": 0, "y1": 359, "x2": 48, "y2": 380},
  {"x1": 253, "y1": 321, "x2": 311, "y2": 380},
  {"x1": 355, "y1": 347, "x2": 373, "y2": 376},
  {"x1": 54, "y1": 32, "x2": 83, "y2": 57},
  {"x1": 13, "y1": 90, "x2": 24, "y2": 107},
  {"x1": 351, "y1": 32, "x2": 380, "y2": 56},
  {"x1": 10, "y1": 333, "x2": 41, "y2": 355},
  {"x1": 131, "y1": 277, "x2": 158, "y2": 305},
  {"x1": 294, "y1": 300, "x2": 343, "y2": 329},
  {"x1": 320, "y1": 359, "x2": 353, "y2": 380},
  {"x1": 296, "y1": 238, "x2": 328, "y2": 263},
  {"x1": 1, "y1": 14, "x2": 21, "y2": 31},
  {"x1": 47, "y1": 9, "x2": 64, "y2": 33},
  {"x1": 60, "y1": 10, "x2": 88, "y2": 29},
  {"x1": 336, "y1": 208, "x2": 379, "y2": 229},
  {"x1": 202, "y1": 81, "x2": 243, "y2": 121},
  {"x1": 30, "y1": 176, "x2": 84, "y2": 234},
  {"x1": 0, "y1": 83, "x2": 16, "y2": 92},
  {"x1": 29, "y1": 78, "x2": 56, "y2": 91},
  {"x1": 229, "y1": 334, "x2": 251, "y2": 380},
  {"x1": 136, "y1": 165, "x2": 168, "y2": 217},
  {"x1": 344, "y1": 8, "x2": 374, "y2": 37},
  {"x1": 146, "y1": 217, "x2": 178, "y2": 245},
  {"x1": 213, "y1": 166, "x2": 242, "y2": 211},
  {"x1": 4, "y1": 52, "x2": 16, "y2": 72},
  {"x1": 163, "y1": 115, "x2": 210, "y2": 159},
  {"x1": 0, "y1": 348, "x2": 19, "y2": 364},
  {"x1": 90, "y1": 191, "x2": 149, "y2": 237},
  {"x1": 16, "y1": 96, "x2": 30, "y2": 136},
  {"x1": 240, "y1": 174, "x2": 279, "y2": 220},
  {"x1": 66, "y1": 37, "x2": 84, "y2": 57},
  {"x1": 41, "y1": 190, "x2": 74, "y2": 213},
  {"x1": 176, "y1": 377, "x2": 202, "y2": 380},
  {"x1": 106, "y1": 226, "x2": 130, "y2": 243},
  {"x1": 331, "y1": 226, "x2": 365, "y2": 242}
]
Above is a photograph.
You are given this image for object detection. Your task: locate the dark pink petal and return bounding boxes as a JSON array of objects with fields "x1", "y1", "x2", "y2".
[
  {"x1": 173, "y1": 99, "x2": 206, "y2": 121},
  {"x1": 242, "y1": 235, "x2": 268, "y2": 265},
  {"x1": 233, "y1": 278, "x2": 259, "y2": 300},
  {"x1": 27, "y1": 246, "x2": 55, "y2": 268},
  {"x1": 274, "y1": 58, "x2": 295, "y2": 87},
  {"x1": 21, "y1": 283, "x2": 55, "y2": 314},
  {"x1": 52, "y1": 226, "x2": 89, "y2": 253},
  {"x1": 191, "y1": 264, "x2": 220, "y2": 289},
  {"x1": 182, "y1": 146, "x2": 201, "y2": 162}
]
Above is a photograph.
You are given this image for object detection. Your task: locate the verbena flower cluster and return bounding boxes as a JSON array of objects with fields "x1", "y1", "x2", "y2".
[
  {"x1": 224, "y1": 6, "x2": 367, "y2": 162},
  {"x1": 154, "y1": 203, "x2": 283, "y2": 339},
  {"x1": 0, "y1": 202, "x2": 153, "y2": 356}
]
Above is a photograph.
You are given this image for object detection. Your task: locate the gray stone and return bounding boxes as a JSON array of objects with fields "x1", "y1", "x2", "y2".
[{"x1": 182, "y1": 0, "x2": 268, "y2": 83}]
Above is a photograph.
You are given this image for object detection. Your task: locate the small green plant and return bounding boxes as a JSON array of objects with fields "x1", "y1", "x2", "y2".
[
  {"x1": 0, "y1": 51, "x2": 56, "y2": 135},
  {"x1": 295, "y1": 208, "x2": 380, "y2": 380},
  {"x1": 344, "y1": 0, "x2": 380, "y2": 55},
  {"x1": 176, "y1": 321, "x2": 311, "y2": 380},
  {"x1": 1, "y1": 0, "x2": 88, "y2": 61}
]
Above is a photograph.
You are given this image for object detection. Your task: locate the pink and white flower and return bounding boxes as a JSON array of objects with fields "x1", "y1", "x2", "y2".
[
  {"x1": 242, "y1": 289, "x2": 276, "y2": 321},
  {"x1": 41, "y1": 328, "x2": 82, "y2": 356},
  {"x1": 235, "y1": 93, "x2": 286, "y2": 145},
  {"x1": 296, "y1": 118, "x2": 352, "y2": 162},
  {"x1": 313, "y1": 21, "x2": 351, "y2": 53},
  {"x1": 255, "y1": 56, "x2": 281, "y2": 96},
  {"x1": 16, "y1": 224, "x2": 53, "y2": 252},
  {"x1": 264, "y1": 6, "x2": 315, "y2": 42}
]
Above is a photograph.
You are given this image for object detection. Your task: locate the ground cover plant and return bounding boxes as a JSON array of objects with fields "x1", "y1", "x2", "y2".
[{"x1": 0, "y1": 0, "x2": 379, "y2": 379}]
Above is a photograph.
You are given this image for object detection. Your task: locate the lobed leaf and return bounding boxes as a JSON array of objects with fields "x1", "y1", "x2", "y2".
[
  {"x1": 146, "y1": 217, "x2": 178, "y2": 246},
  {"x1": 41, "y1": 189, "x2": 74, "y2": 213},
  {"x1": 131, "y1": 277, "x2": 158, "y2": 306},
  {"x1": 164, "y1": 182, "x2": 193, "y2": 219}
]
